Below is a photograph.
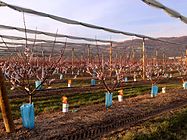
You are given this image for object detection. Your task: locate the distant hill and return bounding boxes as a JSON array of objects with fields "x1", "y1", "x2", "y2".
[
  {"x1": 113, "y1": 36, "x2": 187, "y2": 58},
  {"x1": 8, "y1": 36, "x2": 187, "y2": 59}
]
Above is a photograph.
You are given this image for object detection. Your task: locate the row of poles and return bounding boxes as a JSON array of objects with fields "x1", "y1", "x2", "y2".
[
  {"x1": 1, "y1": 37, "x2": 186, "y2": 133},
  {"x1": 70, "y1": 40, "x2": 145, "y2": 79},
  {"x1": 1, "y1": 0, "x2": 187, "y2": 133},
  {"x1": 0, "y1": 39, "x2": 144, "y2": 133}
]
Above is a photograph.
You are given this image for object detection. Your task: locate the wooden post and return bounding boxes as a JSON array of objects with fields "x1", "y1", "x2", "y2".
[
  {"x1": 72, "y1": 48, "x2": 74, "y2": 67},
  {"x1": 115, "y1": 52, "x2": 118, "y2": 65},
  {"x1": 132, "y1": 48, "x2": 135, "y2": 62},
  {"x1": 0, "y1": 68, "x2": 15, "y2": 133},
  {"x1": 109, "y1": 42, "x2": 112, "y2": 76},
  {"x1": 88, "y1": 45, "x2": 90, "y2": 64},
  {"x1": 102, "y1": 53, "x2": 104, "y2": 70},
  {"x1": 119, "y1": 53, "x2": 122, "y2": 66},
  {"x1": 162, "y1": 52, "x2": 165, "y2": 66},
  {"x1": 155, "y1": 49, "x2": 158, "y2": 65},
  {"x1": 142, "y1": 38, "x2": 145, "y2": 80},
  {"x1": 81, "y1": 54, "x2": 83, "y2": 66},
  {"x1": 110, "y1": 42, "x2": 112, "y2": 70},
  {"x1": 186, "y1": 49, "x2": 187, "y2": 66}
]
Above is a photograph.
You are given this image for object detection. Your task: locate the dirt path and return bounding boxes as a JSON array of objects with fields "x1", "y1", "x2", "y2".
[{"x1": 1, "y1": 89, "x2": 187, "y2": 140}]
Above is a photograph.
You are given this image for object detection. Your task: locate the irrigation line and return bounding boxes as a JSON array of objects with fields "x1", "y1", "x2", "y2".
[
  {"x1": 100, "y1": 101, "x2": 187, "y2": 139},
  {"x1": 45, "y1": 99, "x2": 187, "y2": 139},
  {"x1": 0, "y1": 1, "x2": 186, "y2": 46},
  {"x1": 8, "y1": 79, "x2": 153, "y2": 100}
]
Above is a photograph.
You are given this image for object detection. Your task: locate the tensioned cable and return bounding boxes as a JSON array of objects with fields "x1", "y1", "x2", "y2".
[
  {"x1": 142, "y1": 0, "x2": 187, "y2": 24},
  {"x1": 0, "y1": 41, "x2": 33, "y2": 46},
  {"x1": 0, "y1": 24, "x2": 118, "y2": 44},
  {"x1": 1, "y1": 24, "x2": 185, "y2": 48},
  {"x1": 0, "y1": 0, "x2": 185, "y2": 46},
  {"x1": 0, "y1": 43, "x2": 66, "y2": 54},
  {"x1": 0, "y1": 50, "x2": 58, "y2": 56},
  {"x1": 0, "y1": 34, "x2": 108, "y2": 48},
  {"x1": 0, "y1": 45, "x2": 18, "y2": 49}
]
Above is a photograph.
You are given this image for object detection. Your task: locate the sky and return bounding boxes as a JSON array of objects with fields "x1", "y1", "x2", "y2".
[{"x1": 0, "y1": 0, "x2": 187, "y2": 43}]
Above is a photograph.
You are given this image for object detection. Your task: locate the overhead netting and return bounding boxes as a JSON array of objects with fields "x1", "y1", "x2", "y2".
[
  {"x1": 0, "y1": 0, "x2": 186, "y2": 59},
  {"x1": 142, "y1": 0, "x2": 187, "y2": 24}
]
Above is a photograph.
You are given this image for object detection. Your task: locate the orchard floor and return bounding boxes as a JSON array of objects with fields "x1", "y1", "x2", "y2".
[{"x1": 1, "y1": 89, "x2": 187, "y2": 140}]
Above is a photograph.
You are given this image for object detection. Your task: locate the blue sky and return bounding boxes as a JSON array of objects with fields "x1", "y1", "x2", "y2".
[{"x1": 0, "y1": 0, "x2": 187, "y2": 42}]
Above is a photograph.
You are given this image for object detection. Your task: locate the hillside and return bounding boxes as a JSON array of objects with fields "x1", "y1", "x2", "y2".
[
  {"x1": 114, "y1": 36, "x2": 187, "y2": 58},
  {"x1": 4, "y1": 36, "x2": 187, "y2": 59}
]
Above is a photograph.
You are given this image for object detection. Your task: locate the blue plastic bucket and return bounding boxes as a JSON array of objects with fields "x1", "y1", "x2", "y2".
[
  {"x1": 105, "y1": 93, "x2": 110, "y2": 108},
  {"x1": 60, "y1": 74, "x2": 63, "y2": 80},
  {"x1": 62, "y1": 103, "x2": 69, "y2": 113},
  {"x1": 105, "y1": 92, "x2": 113, "y2": 108},
  {"x1": 109, "y1": 93, "x2": 113, "y2": 106},
  {"x1": 91, "y1": 79, "x2": 96, "y2": 86},
  {"x1": 183, "y1": 82, "x2": 187, "y2": 89},
  {"x1": 151, "y1": 85, "x2": 158, "y2": 97},
  {"x1": 20, "y1": 103, "x2": 35, "y2": 129},
  {"x1": 93, "y1": 69, "x2": 96, "y2": 77},
  {"x1": 124, "y1": 77, "x2": 128, "y2": 82},
  {"x1": 35, "y1": 80, "x2": 42, "y2": 90}
]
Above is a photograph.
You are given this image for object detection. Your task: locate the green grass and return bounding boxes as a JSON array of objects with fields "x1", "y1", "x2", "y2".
[
  {"x1": 2, "y1": 83, "x2": 152, "y2": 120},
  {"x1": 108, "y1": 107, "x2": 187, "y2": 140},
  {"x1": 158, "y1": 83, "x2": 181, "y2": 89},
  {"x1": 1, "y1": 79, "x2": 182, "y2": 120}
]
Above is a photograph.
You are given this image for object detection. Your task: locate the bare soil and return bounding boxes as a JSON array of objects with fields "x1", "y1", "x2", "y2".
[{"x1": 1, "y1": 88, "x2": 187, "y2": 140}]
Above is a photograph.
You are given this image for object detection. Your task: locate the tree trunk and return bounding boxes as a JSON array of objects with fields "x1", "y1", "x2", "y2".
[
  {"x1": 29, "y1": 94, "x2": 33, "y2": 104},
  {"x1": 0, "y1": 68, "x2": 15, "y2": 133}
]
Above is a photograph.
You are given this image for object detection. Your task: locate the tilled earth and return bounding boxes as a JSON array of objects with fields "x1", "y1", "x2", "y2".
[{"x1": 1, "y1": 88, "x2": 187, "y2": 140}]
